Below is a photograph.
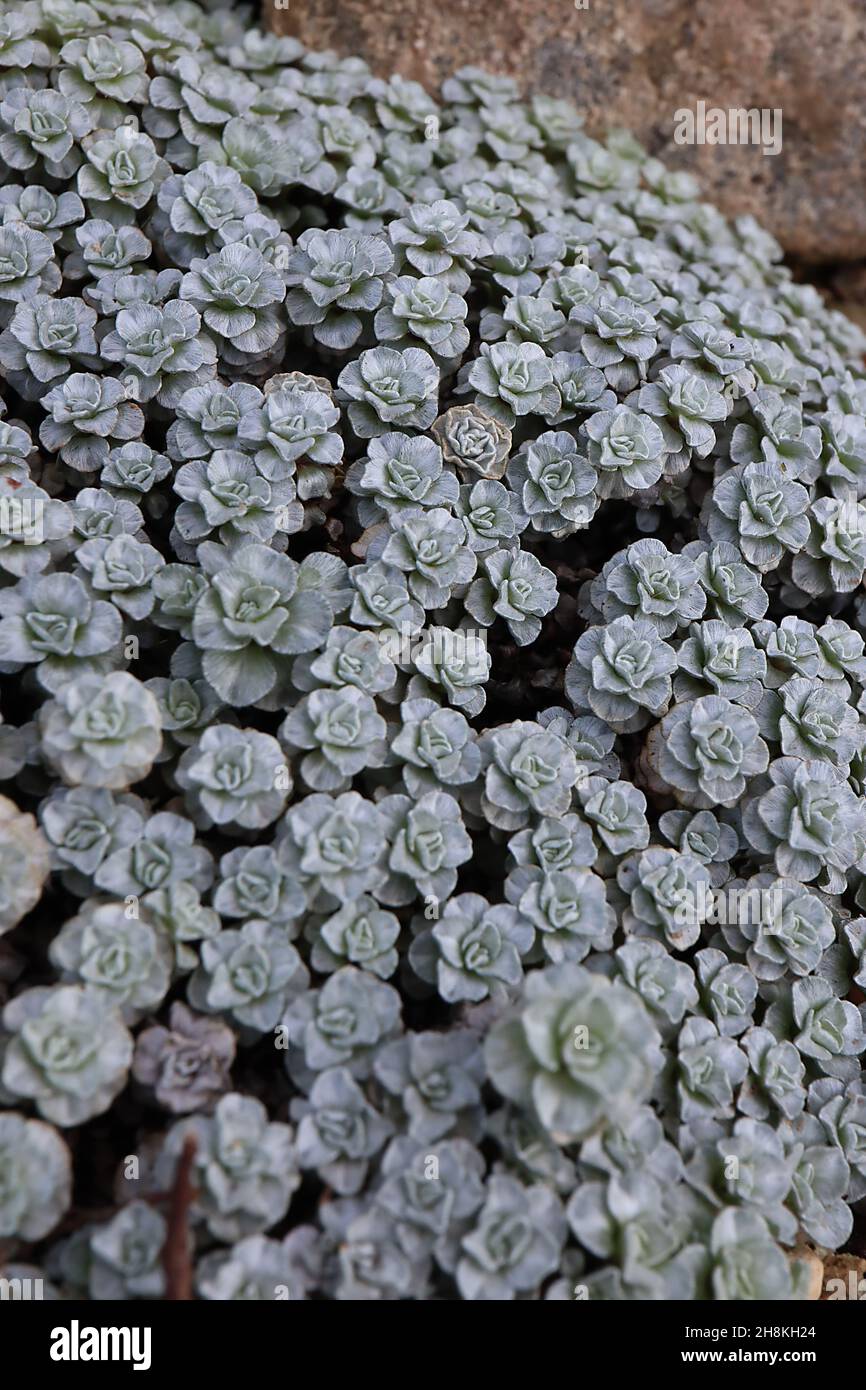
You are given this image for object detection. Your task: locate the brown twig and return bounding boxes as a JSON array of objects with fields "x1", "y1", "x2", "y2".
[{"x1": 162, "y1": 1133, "x2": 198, "y2": 1300}]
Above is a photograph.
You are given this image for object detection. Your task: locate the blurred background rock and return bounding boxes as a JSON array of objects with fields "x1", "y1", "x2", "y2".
[{"x1": 266, "y1": 0, "x2": 866, "y2": 330}]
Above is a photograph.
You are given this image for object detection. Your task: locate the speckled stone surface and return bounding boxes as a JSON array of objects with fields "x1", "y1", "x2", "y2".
[{"x1": 267, "y1": 0, "x2": 866, "y2": 266}]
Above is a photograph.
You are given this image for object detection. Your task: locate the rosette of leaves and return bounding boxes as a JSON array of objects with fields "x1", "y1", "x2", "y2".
[
  {"x1": 212, "y1": 843, "x2": 306, "y2": 930},
  {"x1": 618, "y1": 845, "x2": 713, "y2": 952},
  {"x1": 588, "y1": 538, "x2": 705, "y2": 637},
  {"x1": 374, "y1": 1136, "x2": 486, "y2": 1269},
  {"x1": 0, "y1": 571, "x2": 122, "y2": 693},
  {"x1": 506, "y1": 815, "x2": 597, "y2": 895},
  {"x1": 375, "y1": 790, "x2": 473, "y2": 906},
  {"x1": 155, "y1": 1093, "x2": 299, "y2": 1242},
  {"x1": 791, "y1": 493, "x2": 866, "y2": 596},
  {"x1": 94, "y1": 810, "x2": 213, "y2": 897},
  {"x1": 0, "y1": 295, "x2": 99, "y2": 390},
  {"x1": 684, "y1": 1117, "x2": 797, "y2": 1243},
  {"x1": 389, "y1": 696, "x2": 481, "y2": 796},
  {"x1": 481, "y1": 291, "x2": 566, "y2": 349},
  {"x1": 279, "y1": 791, "x2": 387, "y2": 908},
  {"x1": 326, "y1": 1201, "x2": 431, "y2": 1300},
  {"x1": 401, "y1": 626, "x2": 489, "y2": 717},
  {"x1": 292, "y1": 625, "x2": 397, "y2": 698},
  {"x1": 145, "y1": 675, "x2": 223, "y2": 758},
  {"x1": 565, "y1": 616, "x2": 676, "y2": 732},
  {"x1": 720, "y1": 873, "x2": 835, "y2": 980},
  {"x1": 173, "y1": 450, "x2": 299, "y2": 546},
  {"x1": 767, "y1": 675, "x2": 860, "y2": 768},
  {"x1": 375, "y1": 274, "x2": 469, "y2": 360},
  {"x1": 410, "y1": 892, "x2": 533, "y2": 1003},
  {"x1": 375, "y1": 506, "x2": 476, "y2": 609},
  {"x1": 703, "y1": 460, "x2": 810, "y2": 572},
  {"x1": 99, "y1": 299, "x2": 218, "y2": 409},
  {"x1": 730, "y1": 387, "x2": 821, "y2": 478},
  {"x1": 515, "y1": 867, "x2": 613, "y2": 964},
  {"x1": 188, "y1": 919, "x2": 309, "y2": 1034},
  {"x1": 0, "y1": 1111, "x2": 72, "y2": 1240},
  {"x1": 575, "y1": 778, "x2": 650, "y2": 859},
  {"x1": 38, "y1": 372, "x2": 143, "y2": 471},
  {"x1": 78, "y1": 125, "x2": 168, "y2": 216},
  {"x1": 738, "y1": 1027, "x2": 806, "y2": 1123},
  {"x1": 485, "y1": 962, "x2": 663, "y2": 1142},
  {"x1": 102, "y1": 441, "x2": 172, "y2": 498},
  {"x1": 0, "y1": 183, "x2": 82, "y2": 246},
  {"x1": 281, "y1": 965, "x2": 402, "y2": 1083},
  {"x1": 86, "y1": 1202, "x2": 168, "y2": 1302},
  {"x1": 771, "y1": 977, "x2": 866, "y2": 1081},
  {"x1": 581, "y1": 404, "x2": 666, "y2": 498},
  {"x1": 0, "y1": 477, "x2": 72, "y2": 580},
  {"x1": 38, "y1": 672, "x2": 162, "y2": 790},
  {"x1": 176, "y1": 725, "x2": 290, "y2": 830},
  {"x1": 280, "y1": 686, "x2": 388, "y2": 792},
  {"x1": 67, "y1": 218, "x2": 151, "y2": 286},
  {"x1": 58, "y1": 33, "x2": 149, "y2": 118},
  {"x1": 815, "y1": 617, "x2": 866, "y2": 689},
  {"x1": 751, "y1": 616, "x2": 821, "y2": 690},
  {"x1": 237, "y1": 384, "x2": 343, "y2": 502},
  {"x1": 190, "y1": 540, "x2": 335, "y2": 704},
  {"x1": 154, "y1": 162, "x2": 258, "y2": 267},
  {"x1": 0, "y1": 225, "x2": 56, "y2": 305},
  {"x1": 818, "y1": 409, "x2": 866, "y2": 499},
  {"x1": 658, "y1": 808, "x2": 739, "y2": 884},
  {"x1": 0, "y1": 87, "x2": 91, "y2": 177},
  {"x1": 196, "y1": 1231, "x2": 318, "y2": 1302},
  {"x1": 547, "y1": 349, "x2": 617, "y2": 423},
  {"x1": 49, "y1": 899, "x2": 173, "y2": 1023},
  {"x1": 707, "y1": 1209, "x2": 812, "y2": 1300},
  {"x1": 38, "y1": 787, "x2": 142, "y2": 892},
  {"x1": 179, "y1": 243, "x2": 286, "y2": 360},
  {"x1": 636, "y1": 363, "x2": 728, "y2": 466},
  {"x1": 741, "y1": 756, "x2": 866, "y2": 890},
  {"x1": 677, "y1": 1016, "x2": 749, "y2": 1124},
  {"x1": 373, "y1": 1028, "x2": 485, "y2": 1143},
  {"x1": 346, "y1": 431, "x2": 458, "y2": 525},
  {"x1": 132, "y1": 1000, "x2": 236, "y2": 1114},
  {"x1": 388, "y1": 199, "x2": 483, "y2": 288},
  {"x1": 142, "y1": 883, "x2": 221, "y2": 974},
  {"x1": 692, "y1": 946, "x2": 758, "y2": 1039},
  {"x1": 465, "y1": 545, "x2": 557, "y2": 645},
  {"x1": 76, "y1": 532, "x2": 165, "y2": 619},
  {"x1": 811, "y1": 1080, "x2": 866, "y2": 1201},
  {"x1": 348, "y1": 560, "x2": 425, "y2": 635},
  {"x1": 1, "y1": 984, "x2": 133, "y2": 1126},
  {"x1": 506, "y1": 430, "x2": 598, "y2": 535},
  {"x1": 292, "y1": 1066, "x2": 394, "y2": 1195},
  {"x1": 456, "y1": 1174, "x2": 566, "y2": 1301},
  {"x1": 166, "y1": 380, "x2": 262, "y2": 461},
  {"x1": 307, "y1": 896, "x2": 401, "y2": 979},
  {"x1": 643, "y1": 694, "x2": 769, "y2": 809},
  {"x1": 612, "y1": 939, "x2": 698, "y2": 1034},
  {"x1": 479, "y1": 229, "x2": 564, "y2": 297},
  {"x1": 477, "y1": 719, "x2": 578, "y2": 831},
  {"x1": 566, "y1": 1171, "x2": 703, "y2": 1299},
  {"x1": 337, "y1": 345, "x2": 439, "y2": 437},
  {"x1": 674, "y1": 620, "x2": 767, "y2": 709},
  {"x1": 464, "y1": 340, "x2": 560, "y2": 426},
  {"x1": 431, "y1": 404, "x2": 512, "y2": 480},
  {"x1": 454, "y1": 478, "x2": 525, "y2": 553}
]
